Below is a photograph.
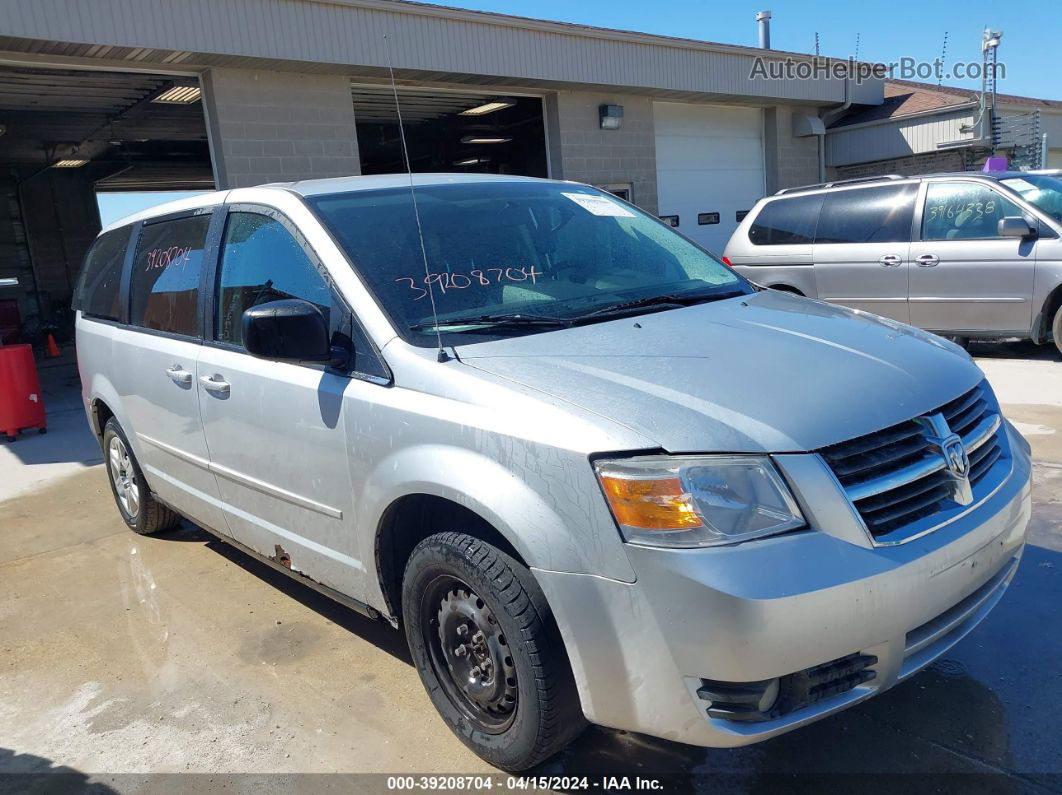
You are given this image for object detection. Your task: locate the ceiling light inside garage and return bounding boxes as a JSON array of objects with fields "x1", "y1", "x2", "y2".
[
  {"x1": 152, "y1": 85, "x2": 202, "y2": 104},
  {"x1": 459, "y1": 99, "x2": 516, "y2": 116},
  {"x1": 53, "y1": 158, "x2": 88, "y2": 168},
  {"x1": 454, "y1": 156, "x2": 490, "y2": 165},
  {"x1": 460, "y1": 136, "x2": 511, "y2": 144}
]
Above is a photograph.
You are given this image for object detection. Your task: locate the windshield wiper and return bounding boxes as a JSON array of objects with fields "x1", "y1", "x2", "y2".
[
  {"x1": 570, "y1": 288, "x2": 747, "y2": 321},
  {"x1": 409, "y1": 312, "x2": 573, "y2": 332}
]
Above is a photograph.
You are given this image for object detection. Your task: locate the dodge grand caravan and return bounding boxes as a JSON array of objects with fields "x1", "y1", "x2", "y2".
[
  {"x1": 723, "y1": 171, "x2": 1062, "y2": 353},
  {"x1": 75, "y1": 174, "x2": 1032, "y2": 770}
]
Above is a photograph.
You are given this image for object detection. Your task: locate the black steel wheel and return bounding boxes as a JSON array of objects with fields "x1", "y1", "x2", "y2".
[{"x1": 402, "y1": 532, "x2": 585, "y2": 770}]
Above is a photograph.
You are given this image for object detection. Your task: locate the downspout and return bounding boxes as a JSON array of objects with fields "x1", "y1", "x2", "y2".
[{"x1": 818, "y1": 72, "x2": 853, "y2": 183}]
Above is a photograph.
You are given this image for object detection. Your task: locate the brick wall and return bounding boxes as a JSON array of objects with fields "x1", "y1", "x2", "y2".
[
  {"x1": 548, "y1": 91, "x2": 658, "y2": 214},
  {"x1": 828, "y1": 149, "x2": 965, "y2": 180},
  {"x1": 201, "y1": 68, "x2": 361, "y2": 188}
]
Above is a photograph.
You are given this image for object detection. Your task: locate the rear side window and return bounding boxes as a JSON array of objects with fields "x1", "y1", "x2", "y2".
[
  {"x1": 816, "y1": 184, "x2": 918, "y2": 244},
  {"x1": 748, "y1": 195, "x2": 823, "y2": 245},
  {"x1": 75, "y1": 229, "x2": 129, "y2": 320},
  {"x1": 130, "y1": 214, "x2": 211, "y2": 336}
]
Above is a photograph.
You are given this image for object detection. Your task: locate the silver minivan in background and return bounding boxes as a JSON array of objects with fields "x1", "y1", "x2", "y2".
[
  {"x1": 76, "y1": 174, "x2": 1031, "y2": 770},
  {"x1": 723, "y1": 171, "x2": 1062, "y2": 353}
]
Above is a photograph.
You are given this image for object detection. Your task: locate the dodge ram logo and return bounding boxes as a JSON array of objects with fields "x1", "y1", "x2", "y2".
[{"x1": 916, "y1": 413, "x2": 974, "y2": 506}]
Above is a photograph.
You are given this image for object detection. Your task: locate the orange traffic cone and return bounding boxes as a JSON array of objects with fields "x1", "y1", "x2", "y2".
[{"x1": 45, "y1": 333, "x2": 60, "y2": 358}]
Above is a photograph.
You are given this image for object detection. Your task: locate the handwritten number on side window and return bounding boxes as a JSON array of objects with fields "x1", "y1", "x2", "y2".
[{"x1": 395, "y1": 265, "x2": 543, "y2": 300}]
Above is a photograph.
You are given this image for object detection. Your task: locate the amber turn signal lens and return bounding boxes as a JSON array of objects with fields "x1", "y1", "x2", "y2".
[{"x1": 599, "y1": 475, "x2": 702, "y2": 531}]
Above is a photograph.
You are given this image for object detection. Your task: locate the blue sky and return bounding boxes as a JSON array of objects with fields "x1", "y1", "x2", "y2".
[{"x1": 420, "y1": 0, "x2": 1061, "y2": 100}]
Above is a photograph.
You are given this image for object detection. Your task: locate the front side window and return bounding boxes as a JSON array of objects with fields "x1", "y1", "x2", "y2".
[
  {"x1": 129, "y1": 214, "x2": 211, "y2": 336},
  {"x1": 307, "y1": 182, "x2": 748, "y2": 347},
  {"x1": 215, "y1": 212, "x2": 333, "y2": 347},
  {"x1": 748, "y1": 194, "x2": 823, "y2": 246},
  {"x1": 75, "y1": 228, "x2": 130, "y2": 320},
  {"x1": 1000, "y1": 174, "x2": 1062, "y2": 223},
  {"x1": 921, "y1": 182, "x2": 1022, "y2": 241},
  {"x1": 816, "y1": 184, "x2": 918, "y2": 244}
]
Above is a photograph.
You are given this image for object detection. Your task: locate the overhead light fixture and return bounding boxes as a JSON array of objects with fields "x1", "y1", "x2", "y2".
[
  {"x1": 460, "y1": 136, "x2": 511, "y2": 144},
  {"x1": 53, "y1": 159, "x2": 88, "y2": 168},
  {"x1": 459, "y1": 99, "x2": 516, "y2": 116},
  {"x1": 0, "y1": 277, "x2": 18, "y2": 287},
  {"x1": 152, "y1": 85, "x2": 202, "y2": 104},
  {"x1": 599, "y1": 104, "x2": 624, "y2": 130},
  {"x1": 454, "y1": 156, "x2": 490, "y2": 166}
]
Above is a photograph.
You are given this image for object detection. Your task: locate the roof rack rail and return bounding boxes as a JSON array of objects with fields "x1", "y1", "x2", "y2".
[{"x1": 774, "y1": 174, "x2": 906, "y2": 195}]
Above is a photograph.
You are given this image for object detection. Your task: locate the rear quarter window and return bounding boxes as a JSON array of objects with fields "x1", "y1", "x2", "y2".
[
  {"x1": 748, "y1": 195, "x2": 823, "y2": 245},
  {"x1": 74, "y1": 228, "x2": 130, "y2": 320},
  {"x1": 129, "y1": 213, "x2": 212, "y2": 336}
]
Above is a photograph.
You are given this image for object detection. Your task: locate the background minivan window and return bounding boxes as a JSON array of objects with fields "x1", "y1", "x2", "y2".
[
  {"x1": 922, "y1": 182, "x2": 1022, "y2": 241},
  {"x1": 215, "y1": 212, "x2": 333, "y2": 347},
  {"x1": 74, "y1": 228, "x2": 129, "y2": 321},
  {"x1": 816, "y1": 184, "x2": 918, "y2": 244},
  {"x1": 748, "y1": 194, "x2": 823, "y2": 245},
  {"x1": 129, "y1": 214, "x2": 211, "y2": 336}
]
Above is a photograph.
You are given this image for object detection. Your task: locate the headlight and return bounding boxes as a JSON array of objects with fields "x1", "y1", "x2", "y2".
[{"x1": 594, "y1": 455, "x2": 805, "y2": 548}]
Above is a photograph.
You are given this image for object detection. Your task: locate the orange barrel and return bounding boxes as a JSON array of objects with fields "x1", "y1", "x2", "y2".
[{"x1": 0, "y1": 344, "x2": 47, "y2": 440}]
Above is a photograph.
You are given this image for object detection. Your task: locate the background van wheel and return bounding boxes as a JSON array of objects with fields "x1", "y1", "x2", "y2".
[
  {"x1": 102, "y1": 418, "x2": 180, "y2": 535},
  {"x1": 1053, "y1": 305, "x2": 1062, "y2": 357},
  {"x1": 402, "y1": 532, "x2": 586, "y2": 771}
]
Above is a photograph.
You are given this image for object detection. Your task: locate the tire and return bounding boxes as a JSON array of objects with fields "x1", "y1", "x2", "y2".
[
  {"x1": 102, "y1": 417, "x2": 180, "y2": 535},
  {"x1": 402, "y1": 532, "x2": 585, "y2": 770},
  {"x1": 1053, "y1": 305, "x2": 1062, "y2": 357}
]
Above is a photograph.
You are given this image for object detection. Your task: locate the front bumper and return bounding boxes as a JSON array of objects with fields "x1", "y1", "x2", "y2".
[{"x1": 534, "y1": 424, "x2": 1032, "y2": 748}]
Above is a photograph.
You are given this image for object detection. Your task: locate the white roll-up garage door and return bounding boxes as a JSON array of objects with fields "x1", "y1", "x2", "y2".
[{"x1": 654, "y1": 102, "x2": 765, "y2": 254}]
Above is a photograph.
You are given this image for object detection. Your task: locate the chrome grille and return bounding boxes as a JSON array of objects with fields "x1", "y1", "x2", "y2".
[{"x1": 820, "y1": 384, "x2": 1004, "y2": 541}]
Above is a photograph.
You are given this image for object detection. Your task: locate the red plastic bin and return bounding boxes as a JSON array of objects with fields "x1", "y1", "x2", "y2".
[{"x1": 0, "y1": 344, "x2": 47, "y2": 441}]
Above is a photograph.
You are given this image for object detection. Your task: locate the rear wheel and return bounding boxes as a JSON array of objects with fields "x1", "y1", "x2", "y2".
[
  {"x1": 402, "y1": 532, "x2": 585, "y2": 770},
  {"x1": 102, "y1": 418, "x2": 180, "y2": 535}
]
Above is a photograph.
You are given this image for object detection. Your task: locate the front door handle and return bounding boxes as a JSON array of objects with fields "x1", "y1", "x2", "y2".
[
  {"x1": 916, "y1": 254, "x2": 940, "y2": 267},
  {"x1": 166, "y1": 365, "x2": 192, "y2": 385},
  {"x1": 199, "y1": 374, "x2": 230, "y2": 397},
  {"x1": 878, "y1": 254, "x2": 902, "y2": 267}
]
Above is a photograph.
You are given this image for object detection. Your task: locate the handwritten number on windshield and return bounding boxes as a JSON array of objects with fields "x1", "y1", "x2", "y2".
[{"x1": 396, "y1": 265, "x2": 543, "y2": 300}]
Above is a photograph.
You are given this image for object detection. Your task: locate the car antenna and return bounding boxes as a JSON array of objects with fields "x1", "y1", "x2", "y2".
[{"x1": 384, "y1": 34, "x2": 448, "y2": 363}]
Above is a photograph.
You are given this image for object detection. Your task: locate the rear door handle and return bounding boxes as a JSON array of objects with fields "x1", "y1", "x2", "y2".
[
  {"x1": 166, "y1": 365, "x2": 192, "y2": 385},
  {"x1": 916, "y1": 254, "x2": 940, "y2": 267},
  {"x1": 199, "y1": 374, "x2": 230, "y2": 396},
  {"x1": 878, "y1": 254, "x2": 902, "y2": 267}
]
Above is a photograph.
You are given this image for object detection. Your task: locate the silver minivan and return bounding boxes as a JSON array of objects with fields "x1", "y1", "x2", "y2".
[
  {"x1": 75, "y1": 174, "x2": 1031, "y2": 770},
  {"x1": 723, "y1": 171, "x2": 1062, "y2": 353}
]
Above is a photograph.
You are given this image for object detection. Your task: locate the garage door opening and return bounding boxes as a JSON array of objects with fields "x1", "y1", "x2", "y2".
[
  {"x1": 352, "y1": 87, "x2": 548, "y2": 177},
  {"x1": 0, "y1": 65, "x2": 212, "y2": 348}
]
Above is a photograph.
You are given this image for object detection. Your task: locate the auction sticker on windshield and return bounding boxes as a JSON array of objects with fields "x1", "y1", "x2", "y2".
[{"x1": 562, "y1": 192, "x2": 636, "y2": 217}]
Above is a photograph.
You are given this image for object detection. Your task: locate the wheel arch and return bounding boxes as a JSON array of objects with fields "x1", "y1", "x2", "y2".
[{"x1": 1033, "y1": 282, "x2": 1062, "y2": 344}]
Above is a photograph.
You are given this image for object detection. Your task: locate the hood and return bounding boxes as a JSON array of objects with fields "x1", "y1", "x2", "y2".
[{"x1": 455, "y1": 290, "x2": 983, "y2": 454}]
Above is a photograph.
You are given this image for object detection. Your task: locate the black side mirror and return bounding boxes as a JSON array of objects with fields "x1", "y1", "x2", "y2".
[
  {"x1": 242, "y1": 299, "x2": 347, "y2": 367},
  {"x1": 998, "y1": 216, "x2": 1036, "y2": 239}
]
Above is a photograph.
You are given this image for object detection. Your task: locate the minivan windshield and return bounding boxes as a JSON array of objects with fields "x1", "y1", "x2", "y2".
[
  {"x1": 1000, "y1": 174, "x2": 1062, "y2": 223},
  {"x1": 307, "y1": 181, "x2": 749, "y2": 346}
]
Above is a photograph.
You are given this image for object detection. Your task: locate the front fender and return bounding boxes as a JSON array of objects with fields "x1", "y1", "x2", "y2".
[{"x1": 356, "y1": 443, "x2": 636, "y2": 609}]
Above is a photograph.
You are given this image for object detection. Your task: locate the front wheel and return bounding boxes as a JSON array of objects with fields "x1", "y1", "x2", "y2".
[{"x1": 402, "y1": 532, "x2": 585, "y2": 770}]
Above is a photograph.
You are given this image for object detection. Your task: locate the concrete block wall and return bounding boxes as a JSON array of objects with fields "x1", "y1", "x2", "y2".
[
  {"x1": 547, "y1": 91, "x2": 658, "y2": 214},
  {"x1": 201, "y1": 68, "x2": 361, "y2": 188},
  {"x1": 764, "y1": 106, "x2": 821, "y2": 193}
]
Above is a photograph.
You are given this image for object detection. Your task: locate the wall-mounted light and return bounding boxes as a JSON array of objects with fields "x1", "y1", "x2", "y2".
[
  {"x1": 152, "y1": 85, "x2": 202, "y2": 104},
  {"x1": 454, "y1": 156, "x2": 490, "y2": 166},
  {"x1": 459, "y1": 99, "x2": 516, "y2": 116},
  {"x1": 53, "y1": 159, "x2": 89, "y2": 168},
  {"x1": 0, "y1": 277, "x2": 18, "y2": 287},
  {"x1": 460, "y1": 136, "x2": 511, "y2": 144},
  {"x1": 599, "y1": 104, "x2": 624, "y2": 130}
]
